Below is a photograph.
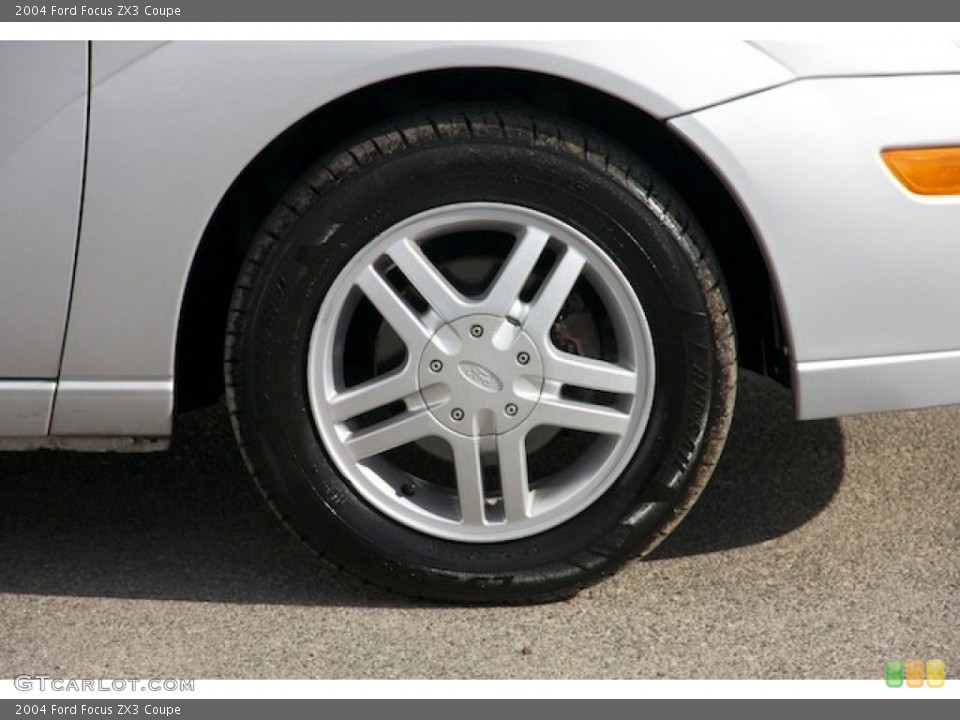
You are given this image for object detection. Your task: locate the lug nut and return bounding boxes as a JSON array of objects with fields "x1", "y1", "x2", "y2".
[
  {"x1": 451, "y1": 408, "x2": 465, "y2": 421},
  {"x1": 516, "y1": 352, "x2": 530, "y2": 365},
  {"x1": 470, "y1": 324, "x2": 484, "y2": 338},
  {"x1": 429, "y1": 359, "x2": 443, "y2": 373},
  {"x1": 505, "y1": 403, "x2": 518, "y2": 417}
]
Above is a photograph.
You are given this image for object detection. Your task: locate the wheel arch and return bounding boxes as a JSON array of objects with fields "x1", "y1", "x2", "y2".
[{"x1": 176, "y1": 68, "x2": 790, "y2": 412}]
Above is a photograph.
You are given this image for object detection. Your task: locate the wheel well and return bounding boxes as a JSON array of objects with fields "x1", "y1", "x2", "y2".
[{"x1": 176, "y1": 68, "x2": 790, "y2": 412}]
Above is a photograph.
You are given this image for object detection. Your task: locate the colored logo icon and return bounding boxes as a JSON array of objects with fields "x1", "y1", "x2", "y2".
[
  {"x1": 886, "y1": 659, "x2": 904, "y2": 688},
  {"x1": 905, "y1": 659, "x2": 925, "y2": 687},
  {"x1": 927, "y1": 659, "x2": 945, "y2": 688},
  {"x1": 886, "y1": 658, "x2": 946, "y2": 687}
]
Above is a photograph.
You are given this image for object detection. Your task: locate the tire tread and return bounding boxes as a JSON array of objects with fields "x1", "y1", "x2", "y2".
[{"x1": 224, "y1": 107, "x2": 736, "y2": 605}]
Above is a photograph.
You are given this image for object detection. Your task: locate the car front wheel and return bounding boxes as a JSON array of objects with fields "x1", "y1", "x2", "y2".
[{"x1": 225, "y1": 109, "x2": 736, "y2": 603}]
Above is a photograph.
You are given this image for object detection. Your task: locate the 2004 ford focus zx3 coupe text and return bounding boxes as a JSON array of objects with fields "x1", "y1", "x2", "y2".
[{"x1": 5, "y1": 40, "x2": 960, "y2": 602}]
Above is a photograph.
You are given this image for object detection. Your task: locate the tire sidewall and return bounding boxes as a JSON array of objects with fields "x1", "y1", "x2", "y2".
[{"x1": 235, "y1": 135, "x2": 723, "y2": 599}]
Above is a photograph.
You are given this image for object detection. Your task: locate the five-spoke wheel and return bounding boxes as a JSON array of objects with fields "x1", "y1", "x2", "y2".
[
  {"x1": 226, "y1": 110, "x2": 736, "y2": 603},
  {"x1": 308, "y1": 203, "x2": 655, "y2": 542}
]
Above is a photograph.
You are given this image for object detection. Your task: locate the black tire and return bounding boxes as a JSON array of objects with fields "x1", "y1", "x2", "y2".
[{"x1": 225, "y1": 109, "x2": 736, "y2": 604}]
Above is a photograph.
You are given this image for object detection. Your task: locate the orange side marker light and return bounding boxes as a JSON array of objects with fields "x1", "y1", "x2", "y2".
[{"x1": 882, "y1": 147, "x2": 960, "y2": 195}]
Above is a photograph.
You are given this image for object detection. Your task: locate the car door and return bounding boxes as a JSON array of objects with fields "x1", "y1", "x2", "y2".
[{"x1": 0, "y1": 41, "x2": 87, "y2": 435}]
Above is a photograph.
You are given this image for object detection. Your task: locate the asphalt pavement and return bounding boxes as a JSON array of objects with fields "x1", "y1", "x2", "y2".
[{"x1": 1, "y1": 372, "x2": 957, "y2": 679}]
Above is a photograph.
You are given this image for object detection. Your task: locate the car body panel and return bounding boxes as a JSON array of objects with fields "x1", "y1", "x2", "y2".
[
  {"x1": 796, "y1": 349, "x2": 960, "y2": 420},
  {"x1": 0, "y1": 42, "x2": 85, "y2": 380},
  {"x1": 2, "y1": 41, "x2": 959, "y2": 439},
  {"x1": 0, "y1": 41, "x2": 86, "y2": 436},
  {"x1": 51, "y1": 40, "x2": 793, "y2": 436},
  {"x1": 90, "y1": 41, "x2": 165, "y2": 85},
  {"x1": 752, "y1": 40, "x2": 960, "y2": 77},
  {"x1": 0, "y1": 381, "x2": 55, "y2": 437},
  {"x1": 672, "y1": 74, "x2": 960, "y2": 419}
]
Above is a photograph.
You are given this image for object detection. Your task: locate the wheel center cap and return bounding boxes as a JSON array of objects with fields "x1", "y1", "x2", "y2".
[{"x1": 418, "y1": 315, "x2": 544, "y2": 436}]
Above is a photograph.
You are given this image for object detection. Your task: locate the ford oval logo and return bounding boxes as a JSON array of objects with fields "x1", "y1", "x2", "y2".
[{"x1": 458, "y1": 362, "x2": 503, "y2": 392}]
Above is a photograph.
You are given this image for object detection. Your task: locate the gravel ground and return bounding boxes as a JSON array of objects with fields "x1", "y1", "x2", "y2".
[{"x1": 0, "y1": 372, "x2": 956, "y2": 679}]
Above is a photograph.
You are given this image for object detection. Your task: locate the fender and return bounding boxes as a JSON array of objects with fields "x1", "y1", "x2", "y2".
[{"x1": 52, "y1": 40, "x2": 792, "y2": 436}]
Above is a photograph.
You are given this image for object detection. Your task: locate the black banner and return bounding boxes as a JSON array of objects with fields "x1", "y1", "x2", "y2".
[
  {"x1": 3, "y1": 699, "x2": 956, "y2": 719},
  {"x1": 2, "y1": 1, "x2": 953, "y2": 22}
]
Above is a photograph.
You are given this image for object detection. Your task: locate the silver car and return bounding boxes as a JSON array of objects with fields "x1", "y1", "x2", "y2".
[{"x1": 5, "y1": 40, "x2": 960, "y2": 602}]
